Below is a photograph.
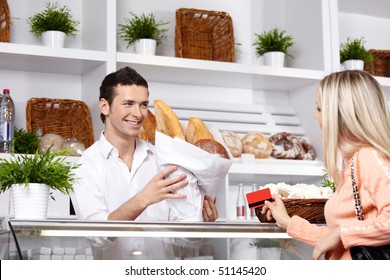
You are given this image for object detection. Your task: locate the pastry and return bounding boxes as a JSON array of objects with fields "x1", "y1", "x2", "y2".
[
  {"x1": 269, "y1": 132, "x2": 316, "y2": 160},
  {"x1": 241, "y1": 132, "x2": 272, "y2": 159},
  {"x1": 221, "y1": 131, "x2": 243, "y2": 158}
]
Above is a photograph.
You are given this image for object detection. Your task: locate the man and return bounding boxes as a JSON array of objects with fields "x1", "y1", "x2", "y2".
[{"x1": 71, "y1": 66, "x2": 218, "y2": 224}]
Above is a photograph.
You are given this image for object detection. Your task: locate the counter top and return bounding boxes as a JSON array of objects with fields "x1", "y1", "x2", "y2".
[{"x1": 8, "y1": 219, "x2": 290, "y2": 239}]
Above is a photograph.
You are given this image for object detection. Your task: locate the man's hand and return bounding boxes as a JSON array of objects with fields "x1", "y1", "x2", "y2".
[
  {"x1": 109, "y1": 165, "x2": 188, "y2": 221},
  {"x1": 202, "y1": 195, "x2": 218, "y2": 222},
  {"x1": 140, "y1": 165, "x2": 188, "y2": 207}
]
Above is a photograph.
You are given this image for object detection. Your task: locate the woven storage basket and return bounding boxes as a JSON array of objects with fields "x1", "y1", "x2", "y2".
[
  {"x1": 175, "y1": 8, "x2": 235, "y2": 62},
  {"x1": 0, "y1": 0, "x2": 10, "y2": 42},
  {"x1": 26, "y1": 98, "x2": 94, "y2": 148},
  {"x1": 364, "y1": 49, "x2": 390, "y2": 78},
  {"x1": 255, "y1": 198, "x2": 327, "y2": 224}
]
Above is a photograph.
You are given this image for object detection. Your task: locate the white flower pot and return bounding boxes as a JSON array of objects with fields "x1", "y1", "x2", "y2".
[
  {"x1": 41, "y1": 31, "x2": 66, "y2": 48},
  {"x1": 134, "y1": 39, "x2": 157, "y2": 55},
  {"x1": 257, "y1": 247, "x2": 282, "y2": 260},
  {"x1": 263, "y1": 51, "x2": 285, "y2": 67},
  {"x1": 11, "y1": 183, "x2": 50, "y2": 219},
  {"x1": 342, "y1": 59, "x2": 364, "y2": 70}
]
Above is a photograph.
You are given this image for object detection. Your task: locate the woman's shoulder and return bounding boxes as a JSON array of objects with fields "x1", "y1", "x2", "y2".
[{"x1": 357, "y1": 147, "x2": 390, "y2": 174}]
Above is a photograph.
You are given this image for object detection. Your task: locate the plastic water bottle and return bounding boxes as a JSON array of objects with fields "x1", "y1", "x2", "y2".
[{"x1": 0, "y1": 89, "x2": 15, "y2": 153}]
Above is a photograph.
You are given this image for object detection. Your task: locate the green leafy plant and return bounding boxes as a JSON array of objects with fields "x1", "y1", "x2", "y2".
[
  {"x1": 253, "y1": 27, "x2": 295, "y2": 58},
  {"x1": 250, "y1": 239, "x2": 281, "y2": 248},
  {"x1": 322, "y1": 169, "x2": 336, "y2": 192},
  {"x1": 13, "y1": 128, "x2": 40, "y2": 154},
  {"x1": 0, "y1": 148, "x2": 80, "y2": 198},
  {"x1": 26, "y1": 2, "x2": 80, "y2": 37},
  {"x1": 118, "y1": 12, "x2": 169, "y2": 47},
  {"x1": 339, "y1": 37, "x2": 373, "y2": 65}
]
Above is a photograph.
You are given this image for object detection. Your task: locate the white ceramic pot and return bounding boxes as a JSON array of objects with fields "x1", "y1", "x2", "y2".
[
  {"x1": 342, "y1": 59, "x2": 364, "y2": 70},
  {"x1": 41, "y1": 31, "x2": 66, "y2": 48},
  {"x1": 11, "y1": 183, "x2": 50, "y2": 219},
  {"x1": 263, "y1": 51, "x2": 285, "y2": 67},
  {"x1": 134, "y1": 39, "x2": 157, "y2": 55},
  {"x1": 257, "y1": 247, "x2": 282, "y2": 260}
]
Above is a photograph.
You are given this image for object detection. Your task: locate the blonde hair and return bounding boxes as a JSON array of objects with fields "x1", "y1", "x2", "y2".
[{"x1": 318, "y1": 70, "x2": 390, "y2": 182}]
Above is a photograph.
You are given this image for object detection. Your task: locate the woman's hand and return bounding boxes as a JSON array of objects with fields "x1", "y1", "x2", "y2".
[
  {"x1": 312, "y1": 228, "x2": 341, "y2": 260},
  {"x1": 261, "y1": 194, "x2": 291, "y2": 230},
  {"x1": 202, "y1": 195, "x2": 218, "y2": 222}
]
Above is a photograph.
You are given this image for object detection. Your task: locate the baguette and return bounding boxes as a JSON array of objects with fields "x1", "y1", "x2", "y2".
[
  {"x1": 139, "y1": 127, "x2": 148, "y2": 142},
  {"x1": 140, "y1": 109, "x2": 157, "y2": 144},
  {"x1": 185, "y1": 117, "x2": 214, "y2": 145},
  {"x1": 153, "y1": 100, "x2": 185, "y2": 140}
]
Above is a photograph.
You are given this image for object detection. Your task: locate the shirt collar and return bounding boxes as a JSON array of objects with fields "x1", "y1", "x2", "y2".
[{"x1": 97, "y1": 131, "x2": 154, "y2": 160}]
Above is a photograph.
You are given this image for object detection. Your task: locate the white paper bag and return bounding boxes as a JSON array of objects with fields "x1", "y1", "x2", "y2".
[{"x1": 155, "y1": 126, "x2": 232, "y2": 221}]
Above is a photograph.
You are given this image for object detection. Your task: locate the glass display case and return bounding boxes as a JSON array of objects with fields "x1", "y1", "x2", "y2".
[{"x1": 2, "y1": 219, "x2": 315, "y2": 260}]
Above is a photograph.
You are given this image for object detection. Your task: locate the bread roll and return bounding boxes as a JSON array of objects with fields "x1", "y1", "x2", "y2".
[
  {"x1": 194, "y1": 139, "x2": 230, "y2": 159},
  {"x1": 39, "y1": 133, "x2": 64, "y2": 152},
  {"x1": 140, "y1": 109, "x2": 156, "y2": 144},
  {"x1": 153, "y1": 100, "x2": 185, "y2": 140},
  {"x1": 221, "y1": 131, "x2": 243, "y2": 158},
  {"x1": 241, "y1": 132, "x2": 272, "y2": 159},
  {"x1": 185, "y1": 117, "x2": 214, "y2": 145}
]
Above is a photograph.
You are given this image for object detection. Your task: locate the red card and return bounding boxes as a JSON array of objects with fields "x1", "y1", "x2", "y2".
[{"x1": 246, "y1": 188, "x2": 272, "y2": 209}]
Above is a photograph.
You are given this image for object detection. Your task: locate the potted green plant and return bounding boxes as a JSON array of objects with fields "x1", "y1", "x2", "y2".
[
  {"x1": 253, "y1": 27, "x2": 295, "y2": 67},
  {"x1": 0, "y1": 148, "x2": 80, "y2": 219},
  {"x1": 26, "y1": 2, "x2": 80, "y2": 48},
  {"x1": 12, "y1": 128, "x2": 41, "y2": 154},
  {"x1": 249, "y1": 238, "x2": 290, "y2": 260},
  {"x1": 118, "y1": 12, "x2": 169, "y2": 55},
  {"x1": 340, "y1": 37, "x2": 373, "y2": 70}
]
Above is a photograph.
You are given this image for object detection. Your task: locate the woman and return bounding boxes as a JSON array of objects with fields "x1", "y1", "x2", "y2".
[{"x1": 262, "y1": 70, "x2": 390, "y2": 259}]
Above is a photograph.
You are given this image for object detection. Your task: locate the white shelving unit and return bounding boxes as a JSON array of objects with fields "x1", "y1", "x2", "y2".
[{"x1": 1, "y1": 0, "x2": 390, "y2": 223}]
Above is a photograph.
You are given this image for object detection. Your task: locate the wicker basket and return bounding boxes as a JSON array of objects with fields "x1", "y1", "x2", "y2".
[
  {"x1": 0, "y1": 0, "x2": 10, "y2": 42},
  {"x1": 255, "y1": 198, "x2": 327, "y2": 224},
  {"x1": 175, "y1": 8, "x2": 235, "y2": 62},
  {"x1": 26, "y1": 98, "x2": 94, "y2": 148},
  {"x1": 364, "y1": 49, "x2": 390, "y2": 78}
]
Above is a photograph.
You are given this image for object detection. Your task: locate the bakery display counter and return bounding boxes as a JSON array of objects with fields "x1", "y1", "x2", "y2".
[{"x1": 3, "y1": 219, "x2": 315, "y2": 260}]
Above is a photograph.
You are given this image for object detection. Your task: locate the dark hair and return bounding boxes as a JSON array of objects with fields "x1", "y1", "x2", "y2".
[{"x1": 99, "y1": 66, "x2": 149, "y2": 123}]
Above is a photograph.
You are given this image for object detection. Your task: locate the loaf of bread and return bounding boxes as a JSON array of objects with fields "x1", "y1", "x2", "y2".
[
  {"x1": 185, "y1": 117, "x2": 214, "y2": 145},
  {"x1": 194, "y1": 139, "x2": 230, "y2": 159},
  {"x1": 241, "y1": 132, "x2": 273, "y2": 159},
  {"x1": 140, "y1": 109, "x2": 157, "y2": 144},
  {"x1": 221, "y1": 131, "x2": 243, "y2": 158},
  {"x1": 153, "y1": 100, "x2": 185, "y2": 140},
  {"x1": 153, "y1": 100, "x2": 230, "y2": 159},
  {"x1": 39, "y1": 133, "x2": 64, "y2": 152}
]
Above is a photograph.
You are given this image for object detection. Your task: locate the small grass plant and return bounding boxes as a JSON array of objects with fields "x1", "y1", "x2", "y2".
[
  {"x1": 253, "y1": 27, "x2": 294, "y2": 58},
  {"x1": 339, "y1": 37, "x2": 373, "y2": 66},
  {"x1": 118, "y1": 12, "x2": 169, "y2": 48},
  {"x1": 0, "y1": 148, "x2": 80, "y2": 198},
  {"x1": 27, "y1": 2, "x2": 79, "y2": 38}
]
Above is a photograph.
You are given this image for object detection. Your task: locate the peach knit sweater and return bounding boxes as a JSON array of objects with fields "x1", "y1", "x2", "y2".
[{"x1": 287, "y1": 147, "x2": 390, "y2": 260}]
